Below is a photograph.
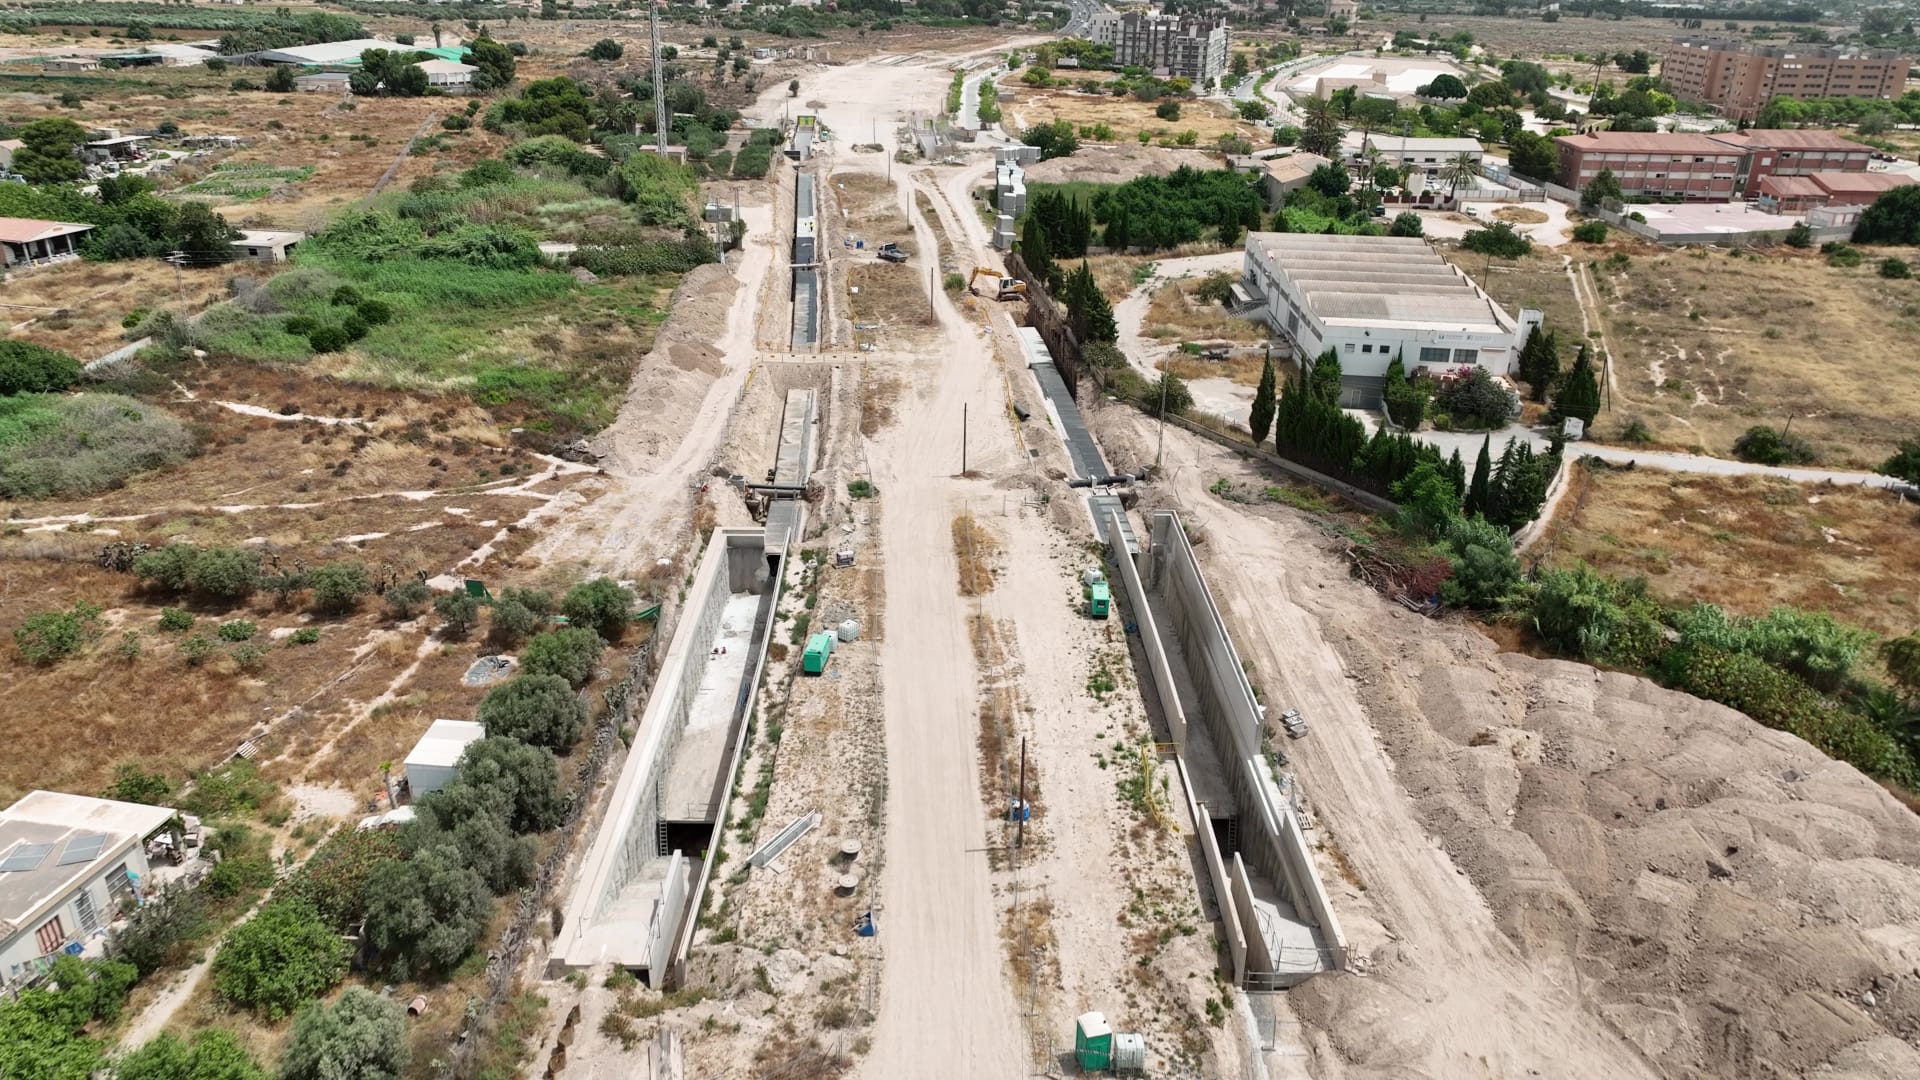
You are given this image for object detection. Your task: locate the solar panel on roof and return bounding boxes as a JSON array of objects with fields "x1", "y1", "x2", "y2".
[
  {"x1": 56, "y1": 834, "x2": 109, "y2": 867},
  {"x1": 0, "y1": 842, "x2": 56, "y2": 872}
]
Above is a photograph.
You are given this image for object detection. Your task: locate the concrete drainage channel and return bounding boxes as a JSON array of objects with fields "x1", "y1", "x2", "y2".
[
  {"x1": 551, "y1": 527, "x2": 787, "y2": 986},
  {"x1": 790, "y1": 170, "x2": 820, "y2": 349},
  {"x1": 1103, "y1": 510, "x2": 1348, "y2": 991}
]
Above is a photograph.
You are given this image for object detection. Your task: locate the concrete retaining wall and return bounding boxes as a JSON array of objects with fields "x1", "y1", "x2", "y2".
[
  {"x1": 557, "y1": 527, "x2": 780, "y2": 973},
  {"x1": 1105, "y1": 513, "x2": 1184, "y2": 747},
  {"x1": 1198, "y1": 800, "x2": 1247, "y2": 985},
  {"x1": 1113, "y1": 507, "x2": 1351, "y2": 980}
]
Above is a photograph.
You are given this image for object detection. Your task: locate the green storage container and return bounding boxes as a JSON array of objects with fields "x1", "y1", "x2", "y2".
[
  {"x1": 1075, "y1": 1012, "x2": 1113, "y2": 1072},
  {"x1": 1087, "y1": 581, "x2": 1110, "y2": 620},
  {"x1": 802, "y1": 631, "x2": 835, "y2": 675}
]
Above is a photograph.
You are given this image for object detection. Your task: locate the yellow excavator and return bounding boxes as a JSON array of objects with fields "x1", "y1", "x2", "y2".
[{"x1": 968, "y1": 266, "x2": 1027, "y2": 301}]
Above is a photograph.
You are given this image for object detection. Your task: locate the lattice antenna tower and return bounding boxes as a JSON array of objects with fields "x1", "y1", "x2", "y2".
[{"x1": 650, "y1": 2, "x2": 669, "y2": 153}]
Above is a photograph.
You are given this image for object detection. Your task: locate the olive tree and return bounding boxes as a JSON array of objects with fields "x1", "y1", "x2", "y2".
[{"x1": 475, "y1": 673, "x2": 587, "y2": 751}]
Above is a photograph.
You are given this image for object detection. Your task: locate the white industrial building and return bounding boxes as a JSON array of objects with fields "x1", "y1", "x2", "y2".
[
  {"x1": 1, "y1": 792, "x2": 177, "y2": 990},
  {"x1": 246, "y1": 38, "x2": 397, "y2": 65},
  {"x1": 1356, "y1": 134, "x2": 1484, "y2": 179},
  {"x1": 403, "y1": 718, "x2": 487, "y2": 799},
  {"x1": 1239, "y1": 233, "x2": 1540, "y2": 407}
]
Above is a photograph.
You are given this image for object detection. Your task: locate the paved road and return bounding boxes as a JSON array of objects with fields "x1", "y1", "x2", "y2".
[
  {"x1": 1062, "y1": 0, "x2": 1106, "y2": 38},
  {"x1": 1358, "y1": 414, "x2": 1902, "y2": 489}
]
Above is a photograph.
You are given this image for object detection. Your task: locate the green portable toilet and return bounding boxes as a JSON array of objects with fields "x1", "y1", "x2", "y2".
[
  {"x1": 802, "y1": 631, "x2": 835, "y2": 675},
  {"x1": 1087, "y1": 581, "x2": 1110, "y2": 620},
  {"x1": 1074, "y1": 1011, "x2": 1113, "y2": 1072}
]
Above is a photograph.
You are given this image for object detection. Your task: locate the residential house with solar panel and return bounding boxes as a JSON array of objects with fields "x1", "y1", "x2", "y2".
[{"x1": 0, "y1": 791, "x2": 178, "y2": 990}]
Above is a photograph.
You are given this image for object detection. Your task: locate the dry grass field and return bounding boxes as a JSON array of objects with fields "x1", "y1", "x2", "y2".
[
  {"x1": 1594, "y1": 246, "x2": 1920, "y2": 466},
  {"x1": 1438, "y1": 242, "x2": 1920, "y2": 466},
  {"x1": 0, "y1": 367, "x2": 605, "y2": 805},
  {"x1": 4, "y1": 258, "x2": 238, "y2": 359},
  {"x1": 1369, "y1": 13, "x2": 1681, "y2": 57},
  {"x1": 1141, "y1": 275, "x2": 1267, "y2": 346},
  {"x1": 996, "y1": 81, "x2": 1261, "y2": 146},
  {"x1": 1540, "y1": 463, "x2": 1920, "y2": 641}
]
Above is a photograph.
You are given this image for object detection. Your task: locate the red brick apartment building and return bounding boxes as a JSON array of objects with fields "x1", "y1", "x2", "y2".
[
  {"x1": 1709, "y1": 128, "x2": 1875, "y2": 196},
  {"x1": 1554, "y1": 130, "x2": 1876, "y2": 202},
  {"x1": 1662, "y1": 37, "x2": 1910, "y2": 121},
  {"x1": 1553, "y1": 131, "x2": 1745, "y2": 201}
]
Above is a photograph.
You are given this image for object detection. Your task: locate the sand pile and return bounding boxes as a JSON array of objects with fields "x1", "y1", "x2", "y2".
[
  {"x1": 1296, "y1": 597, "x2": 1920, "y2": 1079},
  {"x1": 590, "y1": 262, "x2": 737, "y2": 471}
]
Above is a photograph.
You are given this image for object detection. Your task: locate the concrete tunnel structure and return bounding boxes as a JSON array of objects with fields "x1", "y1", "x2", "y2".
[{"x1": 553, "y1": 390, "x2": 817, "y2": 983}]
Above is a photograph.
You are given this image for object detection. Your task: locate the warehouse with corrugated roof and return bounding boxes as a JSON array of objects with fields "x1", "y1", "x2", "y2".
[{"x1": 1238, "y1": 233, "x2": 1540, "y2": 407}]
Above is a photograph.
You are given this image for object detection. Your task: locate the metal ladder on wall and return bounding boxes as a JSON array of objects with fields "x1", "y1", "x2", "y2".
[{"x1": 1225, "y1": 815, "x2": 1239, "y2": 857}]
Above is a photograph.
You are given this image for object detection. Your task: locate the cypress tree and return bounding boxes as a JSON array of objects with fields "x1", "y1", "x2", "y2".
[
  {"x1": 1250, "y1": 351, "x2": 1277, "y2": 444},
  {"x1": 1554, "y1": 343, "x2": 1602, "y2": 424},
  {"x1": 1067, "y1": 260, "x2": 1118, "y2": 343},
  {"x1": 1466, "y1": 434, "x2": 1492, "y2": 518},
  {"x1": 1447, "y1": 448, "x2": 1466, "y2": 499},
  {"x1": 1307, "y1": 347, "x2": 1343, "y2": 406},
  {"x1": 1528, "y1": 329, "x2": 1561, "y2": 403},
  {"x1": 1020, "y1": 213, "x2": 1052, "y2": 281},
  {"x1": 1104, "y1": 207, "x2": 1131, "y2": 252},
  {"x1": 1488, "y1": 437, "x2": 1519, "y2": 525}
]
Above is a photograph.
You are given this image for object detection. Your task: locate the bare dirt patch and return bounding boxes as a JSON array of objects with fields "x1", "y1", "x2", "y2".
[
  {"x1": 1492, "y1": 206, "x2": 1548, "y2": 225},
  {"x1": 848, "y1": 263, "x2": 934, "y2": 335},
  {"x1": 1541, "y1": 462, "x2": 1920, "y2": 640},
  {"x1": 1141, "y1": 275, "x2": 1268, "y2": 346},
  {"x1": 1022, "y1": 143, "x2": 1215, "y2": 185},
  {"x1": 999, "y1": 83, "x2": 1260, "y2": 147}
]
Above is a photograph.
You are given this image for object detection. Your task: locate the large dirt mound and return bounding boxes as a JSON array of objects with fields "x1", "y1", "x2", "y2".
[{"x1": 1298, "y1": 619, "x2": 1920, "y2": 1079}]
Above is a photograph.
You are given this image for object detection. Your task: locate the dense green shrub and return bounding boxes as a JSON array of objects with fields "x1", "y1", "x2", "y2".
[
  {"x1": 361, "y1": 843, "x2": 492, "y2": 980},
  {"x1": 280, "y1": 826, "x2": 404, "y2": 931},
  {"x1": 488, "y1": 589, "x2": 549, "y2": 646},
  {"x1": 475, "y1": 673, "x2": 587, "y2": 751},
  {"x1": 114, "y1": 1030, "x2": 264, "y2": 1080},
  {"x1": 1731, "y1": 424, "x2": 1816, "y2": 466},
  {"x1": 0, "y1": 340, "x2": 83, "y2": 396},
  {"x1": 107, "y1": 882, "x2": 207, "y2": 976},
  {"x1": 456, "y1": 736, "x2": 566, "y2": 833},
  {"x1": 0, "y1": 394, "x2": 193, "y2": 499},
  {"x1": 1571, "y1": 220, "x2": 1608, "y2": 243},
  {"x1": 216, "y1": 619, "x2": 256, "y2": 642},
  {"x1": 518, "y1": 627, "x2": 605, "y2": 688},
  {"x1": 279, "y1": 988, "x2": 409, "y2": 1080},
  {"x1": 561, "y1": 577, "x2": 634, "y2": 643},
  {"x1": 305, "y1": 562, "x2": 370, "y2": 614},
  {"x1": 211, "y1": 900, "x2": 349, "y2": 1019},
  {"x1": 13, "y1": 602, "x2": 102, "y2": 665},
  {"x1": 1433, "y1": 366, "x2": 1518, "y2": 428},
  {"x1": 384, "y1": 580, "x2": 432, "y2": 619},
  {"x1": 1460, "y1": 221, "x2": 1532, "y2": 258}
]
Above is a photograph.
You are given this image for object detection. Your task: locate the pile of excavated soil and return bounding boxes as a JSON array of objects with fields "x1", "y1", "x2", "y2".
[
  {"x1": 589, "y1": 262, "x2": 736, "y2": 471},
  {"x1": 1295, "y1": 553, "x2": 1920, "y2": 1080}
]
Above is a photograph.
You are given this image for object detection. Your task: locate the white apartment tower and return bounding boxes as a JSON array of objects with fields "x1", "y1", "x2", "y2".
[{"x1": 1090, "y1": 11, "x2": 1230, "y2": 86}]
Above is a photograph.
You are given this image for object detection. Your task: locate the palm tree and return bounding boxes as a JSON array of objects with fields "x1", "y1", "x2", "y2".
[
  {"x1": 1358, "y1": 143, "x2": 1384, "y2": 199},
  {"x1": 1440, "y1": 151, "x2": 1479, "y2": 204},
  {"x1": 1299, "y1": 97, "x2": 1343, "y2": 158}
]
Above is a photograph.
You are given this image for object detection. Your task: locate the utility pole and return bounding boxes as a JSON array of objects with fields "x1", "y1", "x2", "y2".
[
  {"x1": 649, "y1": 1, "x2": 668, "y2": 154},
  {"x1": 1154, "y1": 369, "x2": 1169, "y2": 471},
  {"x1": 962, "y1": 403, "x2": 969, "y2": 475},
  {"x1": 165, "y1": 251, "x2": 188, "y2": 312},
  {"x1": 1016, "y1": 737, "x2": 1027, "y2": 851}
]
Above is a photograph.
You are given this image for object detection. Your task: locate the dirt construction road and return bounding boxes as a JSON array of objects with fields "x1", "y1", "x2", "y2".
[{"x1": 772, "y1": 54, "x2": 1027, "y2": 1078}]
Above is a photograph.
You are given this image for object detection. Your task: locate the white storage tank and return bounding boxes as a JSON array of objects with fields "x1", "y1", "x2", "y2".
[{"x1": 837, "y1": 619, "x2": 861, "y2": 642}]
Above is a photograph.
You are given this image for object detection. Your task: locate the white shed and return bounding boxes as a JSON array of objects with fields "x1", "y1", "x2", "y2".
[
  {"x1": 416, "y1": 59, "x2": 476, "y2": 88},
  {"x1": 403, "y1": 719, "x2": 485, "y2": 798}
]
